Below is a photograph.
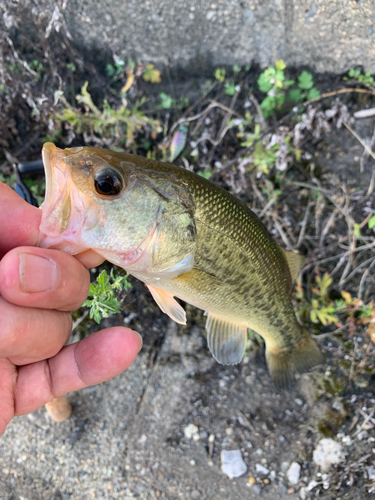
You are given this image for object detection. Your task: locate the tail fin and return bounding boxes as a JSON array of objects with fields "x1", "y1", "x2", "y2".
[{"x1": 266, "y1": 329, "x2": 324, "y2": 388}]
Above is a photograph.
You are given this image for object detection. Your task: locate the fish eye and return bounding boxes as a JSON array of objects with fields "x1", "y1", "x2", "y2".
[{"x1": 94, "y1": 170, "x2": 123, "y2": 196}]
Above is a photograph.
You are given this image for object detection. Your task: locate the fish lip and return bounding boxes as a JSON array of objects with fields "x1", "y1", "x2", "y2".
[
  {"x1": 41, "y1": 142, "x2": 55, "y2": 212},
  {"x1": 38, "y1": 143, "x2": 71, "y2": 247},
  {"x1": 41, "y1": 142, "x2": 66, "y2": 216}
]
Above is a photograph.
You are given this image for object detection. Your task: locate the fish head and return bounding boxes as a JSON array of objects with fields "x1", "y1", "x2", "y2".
[{"x1": 39, "y1": 143, "x2": 196, "y2": 277}]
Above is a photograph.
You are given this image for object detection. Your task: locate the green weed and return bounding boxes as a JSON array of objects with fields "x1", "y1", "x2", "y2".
[
  {"x1": 0, "y1": 172, "x2": 16, "y2": 186},
  {"x1": 224, "y1": 81, "x2": 238, "y2": 96},
  {"x1": 214, "y1": 68, "x2": 226, "y2": 82},
  {"x1": 83, "y1": 269, "x2": 132, "y2": 323},
  {"x1": 106, "y1": 57, "x2": 127, "y2": 80},
  {"x1": 66, "y1": 62, "x2": 77, "y2": 73},
  {"x1": 158, "y1": 92, "x2": 175, "y2": 109},
  {"x1": 142, "y1": 64, "x2": 161, "y2": 83},
  {"x1": 158, "y1": 92, "x2": 189, "y2": 110},
  {"x1": 288, "y1": 71, "x2": 320, "y2": 102},
  {"x1": 237, "y1": 123, "x2": 278, "y2": 174},
  {"x1": 51, "y1": 82, "x2": 161, "y2": 146},
  {"x1": 257, "y1": 60, "x2": 294, "y2": 118},
  {"x1": 257, "y1": 61, "x2": 319, "y2": 117},
  {"x1": 368, "y1": 214, "x2": 375, "y2": 230},
  {"x1": 23, "y1": 179, "x2": 45, "y2": 206},
  {"x1": 296, "y1": 273, "x2": 375, "y2": 336},
  {"x1": 345, "y1": 69, "x2": 375, "y2": 88}
]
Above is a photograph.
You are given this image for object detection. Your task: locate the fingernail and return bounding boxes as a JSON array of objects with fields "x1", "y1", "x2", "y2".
[
  {"x1": 19, "y1": 253, "x2": 58, "y2": 293},
  {"x1": 135, "y1": 331, "x2": 143, "y2": 353}
]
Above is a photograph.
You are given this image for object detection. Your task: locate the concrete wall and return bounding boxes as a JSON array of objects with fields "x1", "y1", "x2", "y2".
[{"x1": 66, "y1": 0, "x2": 375, "y2": 73}]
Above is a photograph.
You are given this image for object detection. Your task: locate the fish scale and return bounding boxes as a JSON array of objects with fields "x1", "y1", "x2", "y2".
[{"x1": 39, "y1": 143, "x2": 323, "y2": 386}]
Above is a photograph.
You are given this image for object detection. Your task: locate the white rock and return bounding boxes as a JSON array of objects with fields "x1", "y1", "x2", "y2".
[
  {"x1": 313, "y1": 438, "x2": 344, "y2": 472},
  {"x1": 306, "y1": 480, "x2": 319, "y2": 492},
  {"x1": 184, "y1": 424, "x2": 199, "y2": 439},
  {"x1": 221, "y1": 450, "x2": 247, "y2": 479},
  {"x1": 287, "y1": 462, "x2": 301, "y2": 484},
  {"x1": 255, "y1": 463, "x2": 269, "y2": 475}
]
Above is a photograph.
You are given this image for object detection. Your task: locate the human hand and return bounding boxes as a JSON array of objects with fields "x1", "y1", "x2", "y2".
[{"x1": 0, "y1": 182, "x2": 142, "y2": 436}]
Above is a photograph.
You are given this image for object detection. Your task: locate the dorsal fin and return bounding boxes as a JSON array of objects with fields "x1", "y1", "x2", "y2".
[
  {"x1": 206, "y1": 313, "x2": 247, "y2": 365},
  {"x1": 146, "y1": 285, "x2": 186, "y2": 325},
  {"x1": 281, "y1": 249, "x2": 305, "y2": 281}
]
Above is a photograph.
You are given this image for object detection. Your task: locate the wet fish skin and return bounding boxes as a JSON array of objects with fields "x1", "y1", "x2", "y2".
[{"x1": 39, "y1": 143, "x2": 323, "y2": 386}]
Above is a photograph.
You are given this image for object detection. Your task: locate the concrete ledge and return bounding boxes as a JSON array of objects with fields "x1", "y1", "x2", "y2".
[{"x1": 67, "y1": 0, "x2": 375, "y2": 73}]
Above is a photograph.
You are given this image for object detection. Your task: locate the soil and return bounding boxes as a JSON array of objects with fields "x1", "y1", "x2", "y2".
[{"x1": 0, "y1": 18, "x2": 375, "y2": 498}]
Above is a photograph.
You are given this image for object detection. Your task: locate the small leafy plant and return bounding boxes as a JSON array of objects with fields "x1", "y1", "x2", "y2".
[
  {"x1": 83, "y1": 269, "x2": 132, "y2": 323},
  {"x1": 296, "y1": 273, "x2": 375, "y2": 336},
  {"x1": 288, "y1": 71, "x2": 320, "y2": 102},
  {"x1": 237, "y1": 123, "x2": 278, "y2": 174},
  {"x1": 142, "y1": 63, "x2": 162, "y2": 83},
  {"x1": 224, "y1": 81, "x2": 239, "y2": 96},
  {"x1": 257, "y1": 60, "x2": 294, "y2": 118},
  {"x1": 158, "y1": 92, "x2": 175, "y2": 109},
  {"x1": 106, "y1": 57, "x2": 126, "y2": 79},
  {"x1": 257, "y1": 61, "x2": 320, "y2": 117},
  {"x1": 214, "y1": 68, "x2": 226, "y2": 82},
  {"x1": 345, "y1": 68, "x2": 375, "y2": 88},
  {"x1": 51, "y1": 82, "x2": 161, "y2": 146}
]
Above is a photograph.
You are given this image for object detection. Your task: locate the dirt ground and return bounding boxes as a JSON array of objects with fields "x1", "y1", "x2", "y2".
[
  {"x1": 1, "y1": 116, "x2": 375, "y2": 499},
  {"x1": 1, "y1": 9, "x2": 375, "y2": 497}
]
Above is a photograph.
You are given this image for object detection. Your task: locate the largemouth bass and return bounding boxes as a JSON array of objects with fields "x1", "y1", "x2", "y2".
[{"x1": 39, "y1": 142, "x2": 323, "y2": 386}]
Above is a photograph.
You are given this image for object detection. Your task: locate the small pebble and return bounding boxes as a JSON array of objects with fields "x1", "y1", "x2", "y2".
[
  {"x1": 45, "y1": 396, "x2": 72, "y2": 422},
  {"x1": 313, "y1": 438, "x2": 344, "y2": 472},
  {"x1": 221, "y1": 450, "x2": 247, "y2": 479},
  {"x1": 287, "y1": 462, "x2": 301, "y2": 485},
  {"x1": 184, "y1": 424, "x2": 199, "y2": 439},
  {"x1": 255, "y1": 464, "x2": 269, "y2": 475}
]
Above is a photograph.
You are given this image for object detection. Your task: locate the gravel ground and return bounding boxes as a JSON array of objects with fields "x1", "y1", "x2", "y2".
[{"x1": 1, "y1": 321, "x2": 305, "y2": 500}]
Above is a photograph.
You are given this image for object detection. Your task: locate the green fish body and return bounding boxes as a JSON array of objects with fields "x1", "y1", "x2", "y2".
[{"x1": 39, "y1": 143, "x2": 323, "y2": 386}]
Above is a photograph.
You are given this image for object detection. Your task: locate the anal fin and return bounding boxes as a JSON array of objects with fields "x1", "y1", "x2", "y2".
[
  {"x1": 146, "y1": 285, "x2": 186, "y2": 325},
  {"x1": 206, "y1": 313, "x2": 247, "y2": 365}
]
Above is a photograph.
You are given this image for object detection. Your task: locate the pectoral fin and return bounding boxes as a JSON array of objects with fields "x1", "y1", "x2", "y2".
[
  {"x1": 146, "y1": 285, "x2": 186, "y2": 325},
  {"x1": 206, "y1": 313, "x2": 247, "y2": 365}
]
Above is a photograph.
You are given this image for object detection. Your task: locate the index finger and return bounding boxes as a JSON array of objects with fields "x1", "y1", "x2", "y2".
[{"x1": 0, "y1": 182, "x2": 41, "y2": 255}]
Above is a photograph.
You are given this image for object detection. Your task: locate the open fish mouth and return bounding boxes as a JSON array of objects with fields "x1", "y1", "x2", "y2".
[
  {"x1": 38, "y1": 143, "x2": 88, "y2": 253},
  {"x1": 41, "y1": 143, "x2": 68, "y2": 221}
]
